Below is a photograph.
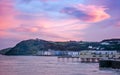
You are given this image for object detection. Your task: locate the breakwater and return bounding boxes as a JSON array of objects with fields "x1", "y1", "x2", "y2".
[{"x1": 99, "y1": 59, "x2": 120, "y2": 69}]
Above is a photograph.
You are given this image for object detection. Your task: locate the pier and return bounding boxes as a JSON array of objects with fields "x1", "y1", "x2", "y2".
[
  {"x1": 81, "y1": 58, "x2": 100, "y2": 63},
  {"x1": 80, "y1": 50, "x2": 119, "y2": 63},
  {"x1": 36, "y1": 50, "x2": 120, "y2": 63},
  {"x1": 57, "y1": 50, "x2": 120, "y2": 63}
]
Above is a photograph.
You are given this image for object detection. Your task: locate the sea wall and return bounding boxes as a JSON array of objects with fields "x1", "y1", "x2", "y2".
[{"x1": 99, "y1": 59, "x2": 120, "y2": 69}]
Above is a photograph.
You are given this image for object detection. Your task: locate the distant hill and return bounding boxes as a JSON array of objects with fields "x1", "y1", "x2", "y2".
[
  {"x1": 5, "y1": 39, "x2": 55, "y2": 55},
  {"x1": 1, "y1": 38, "x2": 120, "y2": 55},
  {"x1": 0, "y1": 48, "x2": 12, "y2": 55},
  {"x1": 100, "y1": 39, "x2": 120, "y2": 50},
  {"x1": 101, "y1": 39, "x2": 120, "y2": 42}
]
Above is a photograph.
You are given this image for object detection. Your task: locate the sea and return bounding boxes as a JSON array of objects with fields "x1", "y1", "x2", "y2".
[{"x1": 0, "y1": 55, "x2": 119, "y2": 75}]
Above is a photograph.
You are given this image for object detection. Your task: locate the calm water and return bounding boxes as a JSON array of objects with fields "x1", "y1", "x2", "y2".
[{"x1": 0, "y1": 55, "x2": 119, "y2": 75}]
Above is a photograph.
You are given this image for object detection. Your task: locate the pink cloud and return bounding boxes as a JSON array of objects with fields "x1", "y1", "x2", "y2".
[
  {"x1": 0, "y1": 0, "x2": 93, "y2": 42},
  {"x1": 0, "y1": 0, "x2": 21, "y2": 30},
  {"x1": 0, "y1": 0, "x2": 17, "y2": 15},
  {"x1": 20, "y1": 0, "x2": 58, "y2": 3},
  {"x1": 115, "y1": 21, "x2": 120, "y2": 27},
  {"x1": 4, "y1": 18, "x2": 88, "y2": 41},
  {"x1": 11, "y1": 25, "x2": 41, "y2": 33},
  {"x1": 0, "y1": 0, "x2": 90, "y2": 42},
  {"x1": 40, "y1": 0, "x2": 57, "y2": 2},
  {"x1": 40, "y1": 19, "x2": 89, "y2": 41},
  {"x1": 61, "y1": 4, "x2": 110, "y2": 23}
]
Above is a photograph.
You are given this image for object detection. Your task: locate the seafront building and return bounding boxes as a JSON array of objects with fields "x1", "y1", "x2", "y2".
[
  {"x1": 37, "y1": 50, "x2": 80, "y2": 56},
  {"x1": 36, "y1": 49, "x2": 120, "y2": 63},
  {"x1": 80, "y1": 50, "x2": 120, "y2": 62}
]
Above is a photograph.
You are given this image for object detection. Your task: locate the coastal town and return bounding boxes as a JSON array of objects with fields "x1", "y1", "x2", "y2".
[
  {"x1": 0, "y1": 38, "x2": 120, "y2": 71},
  {"x1": 0, "y1": 0, "x2": 120, "y2": 75}
]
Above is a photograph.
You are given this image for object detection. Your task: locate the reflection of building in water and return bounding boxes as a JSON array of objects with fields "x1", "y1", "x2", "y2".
[{"x1": 80, "y1": 50, "x2": 120, "y2": 62}]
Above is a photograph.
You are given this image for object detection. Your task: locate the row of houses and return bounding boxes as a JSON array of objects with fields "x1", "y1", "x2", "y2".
[
  {"x1": 36, "y1": 50, "x2": 80, "y2": 56},
  {"x1": 80, "y1": 50, "x2": 120, "y2": 59},
  {"x1": 36, "y1": 50, "x2": 120, "y2": 59}
]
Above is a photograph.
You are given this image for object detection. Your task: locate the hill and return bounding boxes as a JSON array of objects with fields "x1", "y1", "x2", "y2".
[
  {"x1": 0, "y1": 48, "x2": 12, "y2": 55},
  {"x1": 1, "y1": 38, "x2": 120, "y2": 55}
]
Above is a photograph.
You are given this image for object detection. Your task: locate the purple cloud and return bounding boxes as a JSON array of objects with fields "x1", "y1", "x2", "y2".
[{"x1": 61, "y1": 4, "x2": 110, "y2": 23}]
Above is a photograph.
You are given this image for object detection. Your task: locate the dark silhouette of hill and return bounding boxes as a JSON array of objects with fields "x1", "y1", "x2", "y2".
[{"x1": 0, "y1": 38, "x2": 119, "y2": 55}]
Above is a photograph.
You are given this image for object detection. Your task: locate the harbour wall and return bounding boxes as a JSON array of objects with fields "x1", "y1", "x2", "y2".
[{"x1": 99, "y1": 59, "x2": 120, "y2": 69}]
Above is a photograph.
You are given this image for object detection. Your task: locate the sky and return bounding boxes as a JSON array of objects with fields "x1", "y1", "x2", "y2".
[{"x1": 0, "y1": 0, "x2": 120, "y2": 49}]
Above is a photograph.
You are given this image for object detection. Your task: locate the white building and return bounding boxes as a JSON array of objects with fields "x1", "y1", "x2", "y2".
[
  {"x1": 80, "y1": 50, "x2": 119, "y2": 59},
  {"x1": 67, "y1": 51, "x2": 80, "y2": 57}
]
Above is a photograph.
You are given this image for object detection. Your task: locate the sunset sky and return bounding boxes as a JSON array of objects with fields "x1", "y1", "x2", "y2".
[{"x1": 0, "y1": 0, "x2": 120, "y2": 49}]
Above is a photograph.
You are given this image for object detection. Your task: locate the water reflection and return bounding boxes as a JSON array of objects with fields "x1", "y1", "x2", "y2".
[{"x1": 0, "y1": 55, "x2": 119, "y2": 75}]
